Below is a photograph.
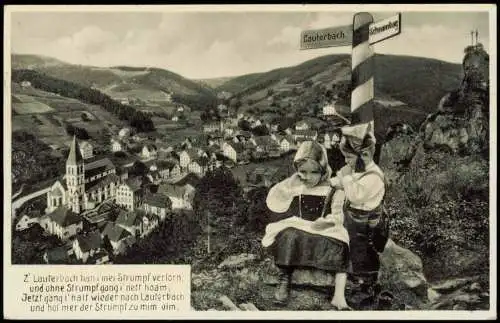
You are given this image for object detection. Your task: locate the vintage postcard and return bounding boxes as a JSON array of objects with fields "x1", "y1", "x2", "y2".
[{"x1": 3, "y1": 4, "x2": 497, "y2": 320}]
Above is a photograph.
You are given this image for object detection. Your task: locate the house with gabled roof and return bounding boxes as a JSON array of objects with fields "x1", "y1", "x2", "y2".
[
  {"x1": 206, "y1": 144, "x2": 221, "y2": 160},
  {"x1": 270, "y1": 133, "x2": 283, "y2": 143},
  {"x1": 280, "y1": 135, "x2": 296, "y2": 153},
  {"x1": 293, "y1": 129, "x2": 318, "y2": 141},
  {"x1": 40, "y1": 206, "x2": 83, "y2": 241},
  {"x1": 179, "y1": 148, "x2": 201, "y2": 169},
  {"x1": 142, "y1": 144, "x2": 158, "y2": 159},
  {"x1": 72, "y1": 231, "x2": 103, "y2": 264},
  {"x1": 79, "y1": 141, "x2": 94, "y2": 159},
  {"x1": 139, "y1": 212, "x2": 160, "y2": 237},
  {"x1": 221, "y1": 141, "x2": 245, "y2": 163},
  {"x1": 143, "y1": 193, "x2": 172, "y2": 221},
  {"x1": 115, "y1": 210, "x2": 141, "y2": 236},
  {"x1": 90, "y1": 250, "x2": 111, "y2": 265},
  {"x1": 111, "y1": 137, "x2": 124, "y2": 152},
  {"x1": 119, "y1": 127, "x2": 131, "y2": 139},
  {"x1": 188, "y1": 156, "x2": 209, "y2": 176},
  {"x1": 248, "y1": 167, "x2": 280, "y2": 187},
  {"x1": 250, "y1": 136, "x2": 281, "y2": 155},
  {"x1": 236, "y1": 131, "x2": 252, "y2": 141},
  {"x1": 203, "y1": 122, "x2": 220, "y2": 133},
  {"x1": 295, "y1": 120, "x2": 311, "y2": 131},
  {"x1": 16, "y1": 210, "x2": 41, "y2": 231},
  {"x1": 101, "y1": 222, "x2": 136, "y2": 255},
  {"x1": 115, "y1": 177, "x2": 144, "y2": 211},
  {"x1": 132, "y1": 133, "x2": 148, "y2": 142},
  {"x1": 147, "y1": 170, "x2": 163, "y2": 184},
  {"x1": 158, "y1": 183, "x2": 196, "y2": 211}
]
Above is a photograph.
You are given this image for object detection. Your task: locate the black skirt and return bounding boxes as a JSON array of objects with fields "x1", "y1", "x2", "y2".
[{"x1": 268, "y1": 228, "x2": 349, "y2": 273}]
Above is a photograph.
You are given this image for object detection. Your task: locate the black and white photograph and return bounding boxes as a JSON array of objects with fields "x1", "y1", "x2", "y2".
[{"x1": 4, "y1": 4, "x2": 496, "y2": 318}]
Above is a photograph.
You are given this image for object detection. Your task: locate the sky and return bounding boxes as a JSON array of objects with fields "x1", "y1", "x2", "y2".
[{"x1": 8, "y1": 6, "x2": 493, "y2": 79}]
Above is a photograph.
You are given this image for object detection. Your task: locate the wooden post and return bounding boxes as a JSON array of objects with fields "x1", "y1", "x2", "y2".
[
  {"x1": 344, "y1": 12, "x2": 375, "y2": 141},
  {"x1": 207, "y1": 211, "x2": 211, "y2": 254}
]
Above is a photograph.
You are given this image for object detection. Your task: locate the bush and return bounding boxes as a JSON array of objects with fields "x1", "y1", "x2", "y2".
[
  {"x1": 114, "y1": 212, "x2": 202, "y2": 264},
  {"x1": 81, "y1": 113, "x2": 90, "y2": 122},
  {"x1": 442, "y1": 159, "x2": 489, "y2": 201},
  {"x1": 113, "y1": 151, "x2": 127, "y2": 158},
  {"x1": 388, "y1": 198, "x2": 489, "y2": 259}
]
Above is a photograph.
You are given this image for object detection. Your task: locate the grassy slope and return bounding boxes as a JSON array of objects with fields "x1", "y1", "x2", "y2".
[
  {"x1": 11, "y1": 54, "x2": 217, "y2": 105},
  {"x1": 216, "y1": 54, "x2": 462, "y2": 116},
  {"x1": 11, "y1": 81, "x2": 126, "y2": 147}
]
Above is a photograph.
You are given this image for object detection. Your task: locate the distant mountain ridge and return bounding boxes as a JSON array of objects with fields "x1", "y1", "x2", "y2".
[
  {"x1": 11, "y1": 53, "x2": 463, "y2": 123},
  {"x1": 11, "y1": 54, "x2": 217, "y2": 107},
  {"x1": 194, "y1": 76, "x2": 235, "y2": 89},
  {"x1": 213, "y1": 53, "x2": 463, "y2": 115}
]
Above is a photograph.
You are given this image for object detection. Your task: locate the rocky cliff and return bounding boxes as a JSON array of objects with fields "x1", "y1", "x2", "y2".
[
  {"x1": 420, "y1": 44, "x2": 489, "y2": 155},
  {"x1": 375, "y1": 44, "x2": 490, "y2": 312}
]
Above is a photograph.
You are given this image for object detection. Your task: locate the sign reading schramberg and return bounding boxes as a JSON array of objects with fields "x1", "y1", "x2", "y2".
[
  {"x1": 369, "y1": 13, "x2": 401, "y2": 45},
  {"x1": 300, "y1": 13, "x2": 401, "y2": 50}
]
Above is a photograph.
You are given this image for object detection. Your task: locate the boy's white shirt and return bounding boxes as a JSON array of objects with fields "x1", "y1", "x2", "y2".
[{"x1": 330, "y1": 162, "x2": 385, "y2": 211}]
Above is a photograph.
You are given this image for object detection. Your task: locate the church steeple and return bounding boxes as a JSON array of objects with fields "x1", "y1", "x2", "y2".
[
  {"x1": 66, "y1": 135, "x2": 85, "y2": 214},
  {"x1": 67, "y1": 135, "x2": 83, "y2": 165}
]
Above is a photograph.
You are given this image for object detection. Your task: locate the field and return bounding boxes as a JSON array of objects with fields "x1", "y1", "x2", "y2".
[
  {"x1": 231, "y1": 153, "x2": 295, "y2": 187},
  {"x1": 103, "y1": 67, "x2": 150, "y2": 78},
  {"x1": 12, "y1": 101, "x2": 54, "y2": 114},
  {"x1": 11, "y1": 84, "x2": 128, "y2": 148},
  {"x1": 12, "y1": 115, "x2": 42, "y2": 132},
  {"x1": 103, "y1": 86, "x2": 174, "y2": 103},
  {"x1": 154, "y1": 121, "x2": 189, "y2": 133},
  {"x1": 155, "y1": 127, "x2": 205, "y2": 147}
]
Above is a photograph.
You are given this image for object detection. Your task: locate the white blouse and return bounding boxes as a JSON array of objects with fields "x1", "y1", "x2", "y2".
[{"x1": 330, "y1": 162, "x2": 385, "y2": 211}]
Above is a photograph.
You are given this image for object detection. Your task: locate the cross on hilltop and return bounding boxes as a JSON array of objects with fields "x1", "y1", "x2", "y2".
[{"x1": 470, "y1": 29, "x2": 480, "y2": 46}]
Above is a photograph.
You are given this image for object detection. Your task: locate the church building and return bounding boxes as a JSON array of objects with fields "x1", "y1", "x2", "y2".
[{"x1": 46, "y1": 136, "x2": 122, "y2": 214}]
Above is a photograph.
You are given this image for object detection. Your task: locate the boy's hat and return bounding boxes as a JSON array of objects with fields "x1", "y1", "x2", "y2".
[
  {"x1": 341, "y1": 122, "x2": 376, "y2": 145},
  {"x1": 339, "y1": 134, "x2": 376, "y2": 159},
  {"x1": 339, "y1": 124, "x2": 376, "y2": 172}
]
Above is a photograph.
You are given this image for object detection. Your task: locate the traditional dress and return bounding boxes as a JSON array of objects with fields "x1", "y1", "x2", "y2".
[
  {"x1": 333, "y1": 162, "x2": 389, "y2": 278},
  {"x1": 262, "y1": 176, "x2": 350, "y2": 273}
]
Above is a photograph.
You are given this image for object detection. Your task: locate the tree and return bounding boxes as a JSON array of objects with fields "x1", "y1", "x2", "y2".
[
  {"x1": 252, "y1": 125, "x2": 270, "y2": 136},
  {"x1": 303, "y1": 80, "x2": 314, "y2": 88},
  {"x1": 193, "y1": 167, "x2": 245, "y2": 234},
  {"x1": 81, "y1": 113, "x2": 90, "y2": 122},
  {"x1": 238, "y1": 119, "x2": 252, "y2": 131},
  {"x1": 102, "y1": 235, "x2": 115, "y2": 259},
  {"x1": 246, "y1": 187, "x2": 271, "y2": 232},
  {"x1": 129, "y1": 161, "x2": 148, "y2": 177},
  {"x1": 113, "y1": 151, "x2": 127, "y2": 158}
]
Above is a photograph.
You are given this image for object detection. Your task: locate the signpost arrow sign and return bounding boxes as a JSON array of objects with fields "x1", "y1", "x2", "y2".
[
  {"x1": 300, "y1": 13, "x2": 401, "y2": 50},
  {"x1": 300, "y1": 25, "x2": 353, "y2": 50},
  {"x1": 369, "y1": 13, "x2": 401, "y2": 45}
]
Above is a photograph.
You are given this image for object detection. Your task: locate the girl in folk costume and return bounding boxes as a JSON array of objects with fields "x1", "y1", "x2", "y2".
[
  {"x1": 329, "y1": 129, "x2": 390, "y2": 293},
  {"x1": 261, "y1": 141, "x2": 351, "y2": 310}
]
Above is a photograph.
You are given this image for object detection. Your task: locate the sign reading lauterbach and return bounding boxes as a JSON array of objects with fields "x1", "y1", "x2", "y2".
[
  {"x1": 300, "y1": 13, "x2": 401, "y2": 50},
  {"x1": 300, "y1": 25, "x2": 353, "y2": 50}
]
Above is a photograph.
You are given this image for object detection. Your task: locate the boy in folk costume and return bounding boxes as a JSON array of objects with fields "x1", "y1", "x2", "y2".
[
  {"x1": 329, "y1": 128, "x2": 390, "y2": 295},
  {"x1": 262, "y1": 141, "x2": 351, "y2": 310}
]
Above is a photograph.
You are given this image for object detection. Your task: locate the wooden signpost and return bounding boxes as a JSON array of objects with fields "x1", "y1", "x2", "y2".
[{"x1": 301, "y1": 12, "x2": 402, "y2": 141}]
